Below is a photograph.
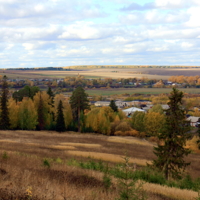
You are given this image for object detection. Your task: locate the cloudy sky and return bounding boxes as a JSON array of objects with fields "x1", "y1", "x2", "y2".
[{"x1": 0, "y1": 0, "x2": 200, "y2": 68}]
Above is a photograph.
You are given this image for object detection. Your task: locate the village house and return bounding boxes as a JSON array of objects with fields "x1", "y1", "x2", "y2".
[{"x1": 122, "y1": 107, "x2": 145, "y2": 116}]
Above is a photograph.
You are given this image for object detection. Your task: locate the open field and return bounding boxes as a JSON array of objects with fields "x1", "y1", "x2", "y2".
[
  {"x1": 0, "y1": 131, "x2": 200, "y2": 199},
  {"x1": 83, "y1": 88, "x2": 200, "y2": 96},
  {"x1": 2, "y1": 68, "x2": 200, "y2": 80}
]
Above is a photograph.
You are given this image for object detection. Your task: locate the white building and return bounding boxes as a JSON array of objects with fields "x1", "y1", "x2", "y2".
[{"x1": 122, "y1": 107, "x2": 145, "y2": 116}]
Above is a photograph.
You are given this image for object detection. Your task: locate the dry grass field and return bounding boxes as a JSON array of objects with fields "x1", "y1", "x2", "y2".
[
  {"x1": 2, "y1": 67, "x2": 200, "y2": 80},
  {"x1": 0, "y1": 130, "x2": 200, "y2": 200}
]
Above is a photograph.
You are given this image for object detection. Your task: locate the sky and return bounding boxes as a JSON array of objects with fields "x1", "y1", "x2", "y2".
[{"x1": 0, "y1": 0, "x2": 200, "y2": 68}]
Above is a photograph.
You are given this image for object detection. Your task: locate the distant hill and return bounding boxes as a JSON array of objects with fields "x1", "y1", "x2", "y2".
[{"x1": 5, "y1": 65, "x2": 200, "y2": 71}]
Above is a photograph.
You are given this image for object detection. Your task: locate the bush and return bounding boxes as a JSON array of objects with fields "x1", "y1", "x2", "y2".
[
  {"x1": 125, "y1": 130, "x2": 139, "y2": 136},
  {"x1": 2, "y1": 151, "x2": 8, "y2": 160},
  {"x1": 116, "y1": 155, "x2": 147, "y2": 200},
  {"x1": 115, "y1": 121, "x2": 132, "y2": 132},
  {"x1": 43, "y1": 159, "x2": 50, "y2": 168}
]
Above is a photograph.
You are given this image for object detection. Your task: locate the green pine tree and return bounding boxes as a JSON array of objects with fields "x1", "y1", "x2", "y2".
[
  {"x1": 196, "y1": 118, "x2": 200, "y2": 149},
  {"x1": 69, "y1": 86, "x2": 90, "y2": 132},
  {"x1": 55, "y1": 100, "x2": 65, "y2": 132},
  {"x1": 153, "y1": 88, "x2": 191, "y2": 180},
  {"x1": 0, "y1": 76, "x2": 10, "y2": 130},
  {"x1": 47, "y1": 86, "x2": 54, "y2": 100},
  {"x1": 37, "y1": 93, "x2": 45, "y2": 130},
  {"x1": 109, "y1": 100, "x2": 118, "y2": 112},
  {"x1": 47, "y1": 86, "x2": 55, "y2": 128}
]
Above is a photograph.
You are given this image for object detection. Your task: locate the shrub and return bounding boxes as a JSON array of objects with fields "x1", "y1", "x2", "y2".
[
  {"x1": 115, "y1": 121, "x2": 132, "y2": 132},
  {"x1": 43, "y1": 159, "x2": 50, "y2": 168},
  {"x1": 2, "y1": 151, "x2": 8, "y2": 160},
  {"x1": 114, "y1": 131, "x2": 124, "y2": 136},
  {"x1": 116, "y1": 155, "x2": 147, "y2": 200},
  {"x1": 125, "y1": 130, "x2": 139, "y2": 136}
]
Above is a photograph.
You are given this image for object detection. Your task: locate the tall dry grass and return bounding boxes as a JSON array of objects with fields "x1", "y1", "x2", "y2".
[{"x1": 67, "y1": 150, "x2": 152, "y2": 166}]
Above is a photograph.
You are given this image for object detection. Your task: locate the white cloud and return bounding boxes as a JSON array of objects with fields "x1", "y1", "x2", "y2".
[
  {"x1": 185, "y1": 7, "x2": 200, "y2": 27},
  {"x1": 58, "y1": 22, "x2": 100, "y2": 40},
  {"x1": 181, "y1": 42, "x2": 193, "y2": 48},
  {"x1": 155, "y1": 0, "x2": 184, "y2": 8}
]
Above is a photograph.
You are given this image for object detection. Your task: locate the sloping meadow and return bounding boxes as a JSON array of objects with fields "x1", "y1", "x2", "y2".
[{"x1": 0, "y1": 130, "x2": 200, "y2": 200}]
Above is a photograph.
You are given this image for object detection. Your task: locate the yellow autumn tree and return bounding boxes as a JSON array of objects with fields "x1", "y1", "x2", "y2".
[
  {"x1": 98, "y1": 109, "x2": 111, "y2": 135},
  {"x1": 191, "y1": 108, "x2": 200, "y2": 117},
  {"x1": 19, "y1": 97, "x2": 38, "y2": 130},
  {"x1": 145, "y1": 112, "x2": 166, "y2": 137},
  {"x1": 86, "y1": 107, "x2": 111, "y2": 135},
  {"x1": 8, "y1": 98, "x2": 19, "y2": 129},
  {"x1": 101, "y1": 106, "x2": 115, "y2": 122},
  {"x1": 86, "y1": 107, "x2": 100, "y2": 132}
]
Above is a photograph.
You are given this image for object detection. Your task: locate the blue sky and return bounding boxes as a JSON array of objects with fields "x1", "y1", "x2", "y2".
[{"x1": 0, "y1": 0, "x2": 200, "y2": 68}]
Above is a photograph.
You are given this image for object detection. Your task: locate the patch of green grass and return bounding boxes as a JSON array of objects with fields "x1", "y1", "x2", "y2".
[{"x1": 84, "y1": 88, "x2": 200, "y2": 96}]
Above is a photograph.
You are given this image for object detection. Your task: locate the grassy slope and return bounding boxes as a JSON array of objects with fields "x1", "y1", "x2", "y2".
[{"x1": 0, "y1": 131, "x2": 200, "y2": 200}]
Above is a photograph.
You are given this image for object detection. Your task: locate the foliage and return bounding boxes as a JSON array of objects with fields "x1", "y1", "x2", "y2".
[
  {"x1": 153, "y1": 88, "x2": 191, "y2": 180},
  {"x1": 103, "y1": 165, "x2": 112, "y2": 193},
  {"x1": 43, "y1": 159, "x2": 50, "y2": 168},
  {"x1": 109, "y1": 100, "x2": 118, "y2": 112},
  {"x1": 2, "y1": 151, "x2": 8, "y2": 160},
  {"x1": 131, "y1": 111, "x2": 146, "y2": 132},
  {"x1": 0, "y1": 75, "x2": 10, "y2": 130},
  {"x1": 144, "y1": 112, "x2": 165, "y2": 137},
  {"x1": 67, "y1": 157, "x2": 200, "y2": 192},
  {"x1": 54, "y1": 94, "x2": 73, "y2": 130},
  {"x1": 34, "y1": 91, "x2": 52, "y2": 130},
  {"x1": 116, "y1": 155, "x2": 147, "y2": 200},
  {"x1": 70, "y1": 86, "x2": 90, "y2": 132},
  {"x1": 19, "y1": 98, "x2": 38, "y2": 130},
  {"x1": 12, "y1": 85, "x2": 40, "y2": 102},
  {"x1": 86, "y1": 107, "x2": 112, "y2": 135},
  {"x1": 148, "y1": 104, "x2": 164, "y2": 114},
  {"x1": 55, "y1": 100, "x2": 65, "y2": 132},
  {"x1": 8, "y1": 98, "x2": 19, "y2": 129},
  {"x1": 196, "y1": 118, "x2": 200, "y2": 149}
]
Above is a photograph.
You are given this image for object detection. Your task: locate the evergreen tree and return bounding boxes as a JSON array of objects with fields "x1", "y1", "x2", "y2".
[
  {"x1": 153, "y1": 88, "x2": 191, "y2": 180},
  {"x1": 70, "y1": 86, "x2": 89, "y2": 132},
  {"x1": 0, "y1": 75, "x2": 10, "y2": 129},
  {"x1": 109, "y1": 100, "x2": 118, "y2": 112},
  {"x1": 37, "y1": 93, "x2": 45, "y2": 130},
  {"x1": 196, "y1": 118, "x2": 200, "y2": 149},
  {"x1": 55, "y1": 100, "x2": 65, "y2": 132},
  {"x1": 47, "y1": 86, "x2": 55, "y2": 127},
  {"x1": 47, "y1": 86, "x2": 54, "y2": 100}
]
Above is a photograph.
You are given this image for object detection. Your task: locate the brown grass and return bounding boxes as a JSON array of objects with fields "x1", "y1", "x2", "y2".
[
  {"x1": 48, "y1": 145, "x2": 76, "y2": 150},
  {"x1": 67, "y1": 150, "x2": 151, "y2": 166},
  {"x1": 143, "y1": 182, "x2": 198, "y2": 200},
  {"x1": 107, "y1": 136, "x2": 154, "y2": 146},
  {"x1": 1, "y1": 151, "x2": 196, "y2": 200},
  {"x1": 60, "y1": 142, "x2": 101, "y2": 148},
  {"x1": 0, "y1": 130, "x2": 200, "y2": 200}
]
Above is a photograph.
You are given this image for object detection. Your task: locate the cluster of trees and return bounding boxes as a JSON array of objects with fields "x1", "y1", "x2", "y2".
[
  {"x1": 0, "y1": 76, "x2": 72, "y2": 131},
  {"x1": 168, "y1": 75, "x2": 200, "y2": 87}
]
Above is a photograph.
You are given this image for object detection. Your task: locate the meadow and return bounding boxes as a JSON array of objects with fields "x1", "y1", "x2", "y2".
[
  {"x1": 84, "y1": 88, "x2": 200, "y2": 96},
  {"x1": 1, "y1": 130, "x2": 200, "y2": 200}
]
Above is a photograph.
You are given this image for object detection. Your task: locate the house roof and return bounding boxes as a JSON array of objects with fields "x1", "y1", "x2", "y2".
[
  {"x1": 122, "y1": 107, "x2": 145, "y2": 113},
  {"x1": 187, "y1": 116, "x2": 199, "y2": 123}
]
